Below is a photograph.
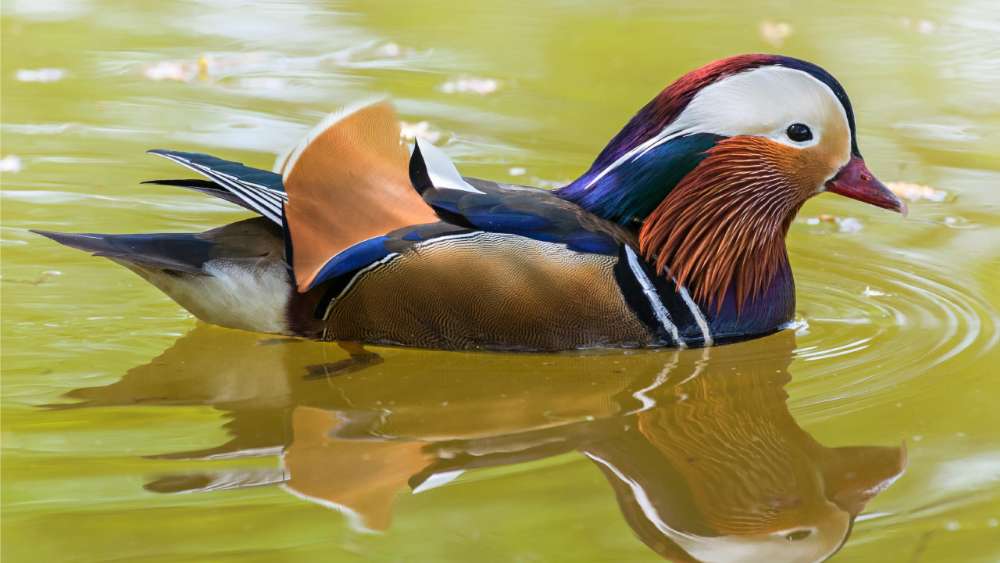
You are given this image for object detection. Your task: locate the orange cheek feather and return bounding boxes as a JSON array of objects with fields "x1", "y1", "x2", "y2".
[{"x1": 639, "y1": 136, "x2": 832, "y2": 311}]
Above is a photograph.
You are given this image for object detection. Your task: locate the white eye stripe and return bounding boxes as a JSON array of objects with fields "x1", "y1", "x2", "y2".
[
  {"x1": 583, "y1": 66, "x2": 851, "y2": 189},
  {"x1": 676, "y1": 66, "x2": 845, "y2": 146}
]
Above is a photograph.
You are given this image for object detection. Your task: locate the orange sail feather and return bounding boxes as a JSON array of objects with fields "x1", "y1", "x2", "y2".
[{"x1": 281, "y1": 101, "x2": 440, "y2": 292}]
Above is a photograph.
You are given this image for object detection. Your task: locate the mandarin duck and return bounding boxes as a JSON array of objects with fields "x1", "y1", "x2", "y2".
[{"x1": 36, "y1": 54, "x2": 904, "y2": 351}]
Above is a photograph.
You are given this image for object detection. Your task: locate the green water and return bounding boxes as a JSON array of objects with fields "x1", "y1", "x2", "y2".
[{"x1": 2, "y1": 1, "x2": 999, "y2": 561}]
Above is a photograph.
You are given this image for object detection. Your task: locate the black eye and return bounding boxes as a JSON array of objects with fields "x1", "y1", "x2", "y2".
[{"x1": 786, "y1": 123, "x2": 813, "y2": 142}]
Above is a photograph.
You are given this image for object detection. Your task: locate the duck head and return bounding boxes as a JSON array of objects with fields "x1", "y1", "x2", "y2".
[{"x1": 557, "y1": 54, "x2": 904, "y2": 310}]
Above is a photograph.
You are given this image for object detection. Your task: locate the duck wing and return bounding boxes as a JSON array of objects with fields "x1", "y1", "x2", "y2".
[
  {"x1": 302, "y1": 138, "x2": 633, "y2": 293},
  {"x1": 140, "y1": 102, "x2": 635, "y2": 322},
  {"x1": 411, "y1": 139, "x2": 631, "y2": 255}
]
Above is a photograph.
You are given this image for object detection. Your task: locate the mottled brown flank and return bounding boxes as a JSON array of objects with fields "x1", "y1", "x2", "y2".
[
  {"x1": 322, "y1": 233, "x2": 655, "y2": 351},
  {"x1": 639, "y1": 135, "x2": 842, "y2": 311}
]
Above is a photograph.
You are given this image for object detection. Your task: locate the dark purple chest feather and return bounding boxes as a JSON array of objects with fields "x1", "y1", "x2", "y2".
[{"x1": 703, "y1": 260, "x2": 796, "y2": 344}]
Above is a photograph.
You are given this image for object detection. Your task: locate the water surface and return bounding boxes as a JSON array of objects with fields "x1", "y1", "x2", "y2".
[{"x1": 2, "y1": 1, "x2": 999, "y2": 561}]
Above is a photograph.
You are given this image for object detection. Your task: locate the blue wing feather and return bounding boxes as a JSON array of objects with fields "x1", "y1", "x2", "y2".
[
  {"x1": 309, "y1": 236, "x2": 393, "y2": 287},
  {"x1": 422, "y1": 183, "x2": 622, "y2": 255}
]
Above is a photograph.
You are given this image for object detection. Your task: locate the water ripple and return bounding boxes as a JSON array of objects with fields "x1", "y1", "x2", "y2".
[{"x1": 789, "y1": 243, "x2": 997, "y2": 419}]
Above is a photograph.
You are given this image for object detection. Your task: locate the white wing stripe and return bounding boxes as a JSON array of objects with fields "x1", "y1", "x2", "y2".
[
  {"x1": 211, "y1": 169, "x2": 287, "y2": 202},
  {"x1": 191, "y1": 165, "x2": 284, "y2": 211},
  {"x1": 151, "y1": 152, "x2": 284, "y2": 224},
  {"x1": 204, "y1": 172, "x2": 282, "y2": 224},
  {"x1": 199, "y1": 168, "x2": 283, "y2": 219},
  {"x1": 582, "y1": 129, "x2": 686, "y2": 191}
]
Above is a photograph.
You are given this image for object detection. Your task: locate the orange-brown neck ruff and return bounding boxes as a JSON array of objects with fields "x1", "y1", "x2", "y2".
[{"x1": 639, "y1": 136, "x2": 825, "y2": 312}]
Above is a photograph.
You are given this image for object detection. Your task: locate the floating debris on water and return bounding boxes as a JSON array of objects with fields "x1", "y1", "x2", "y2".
[
  {"x1": 376, "y1": 42, "x2": 402, "y2": 58},
  {"x1": 440, "y1": 76, "x2": 501, "y2": 95},
  {"x1": 3, "y1": 270, "x2": 62, "y2": 286},
  {"x1": 803, "y1": 214, "x2": 863, "y2": 233},
  {"x1": 139, "y1": 43, "x2": 416, "y2": 86},
  {"x1": 936, "y1": 215, "x2": 977, "y2": 229},
  {"x1": 508, "y1": 167, "x2": 526, "y2": 176},
  {"x1": 900, "y1": 17, "x2": 936, "y2": 34},
  {"x1": 329, "y1": 40, "x2": 414, "y2": 64},
  {"x1": 759, "y1": 20, "x2": 793, "y2": 47},
  {"x1": 836, "y1": 217, "x2": 863, "y2": 233},
  {"x1": 399, "y1": 120, "x2": 442, "y2": 143},
  {"x1": 143, "y1": 61, "x2": 188, "y2": 81},
  {"x1": 143, "y1": 55, "x2": 210, "y2": 82},
  {"x1": 15, "y1": 68, "x2": 66, "y2": 82},
  {"x1": 887, "y1": 181, "x2": 950, "y2": 203},
  {"x1": 140, "y1": 43, "x2": 420, "y2": 88},
  {"x1": 0, "y1": 155, "x2": 23, "y2": 173},
  {"x1": 805, "y1": 214, "x2": 837, "y2": 225}
]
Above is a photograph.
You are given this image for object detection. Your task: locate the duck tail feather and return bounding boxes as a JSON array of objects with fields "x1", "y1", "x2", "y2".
[{"x1": 31, "y1": 229, "x2": 212, "y2": 274}]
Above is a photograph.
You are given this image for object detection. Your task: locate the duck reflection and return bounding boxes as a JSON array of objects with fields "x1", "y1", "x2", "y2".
[{"x1": 55, "y1": 326, "x2": 904, "y2": 562}]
